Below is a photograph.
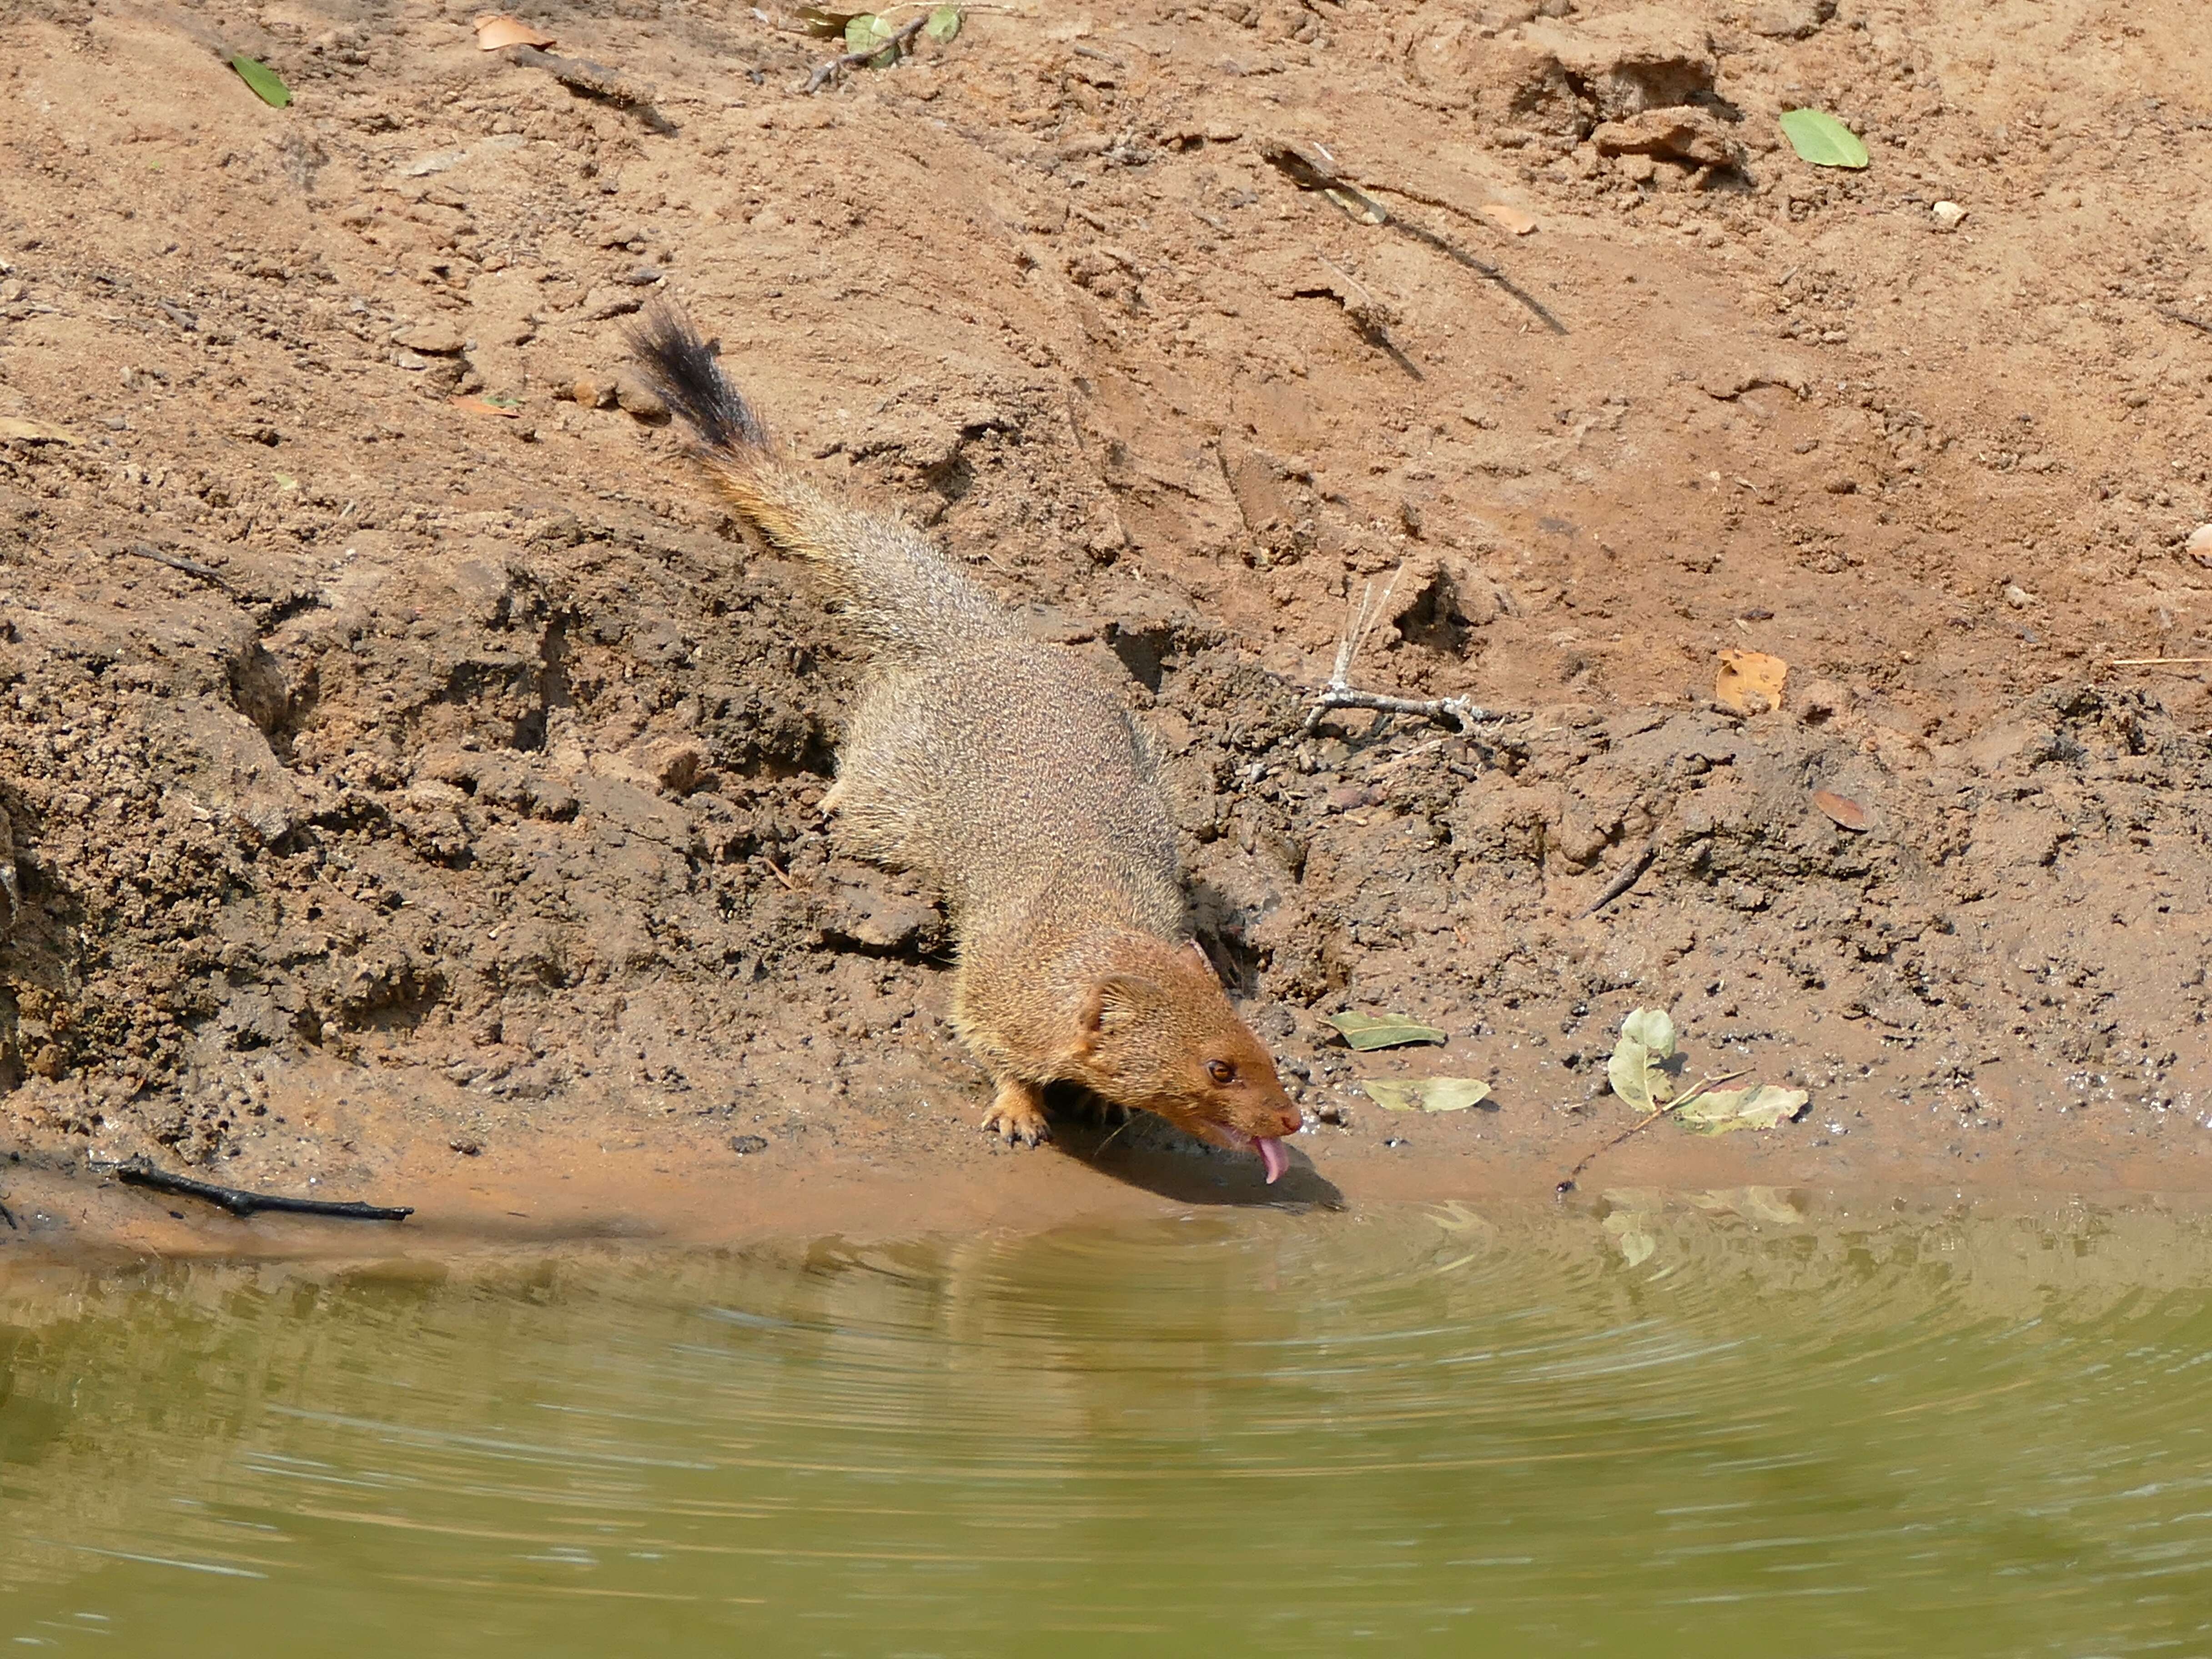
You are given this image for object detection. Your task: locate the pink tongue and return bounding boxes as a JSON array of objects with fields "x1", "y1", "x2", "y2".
[{"x1": 1257, "y1": 1136, "x2": 1290, "y2": 1184}]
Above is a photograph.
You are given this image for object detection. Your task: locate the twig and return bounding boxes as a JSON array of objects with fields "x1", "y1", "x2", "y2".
[
  {"x1": 0, "y1": 1193, "x2": 16, "y2": 1231},
  {"x1": 112, "y1": 1157, "x2": 413, "y2": 1222},
  {"x1": 1260, "y1": 138, "x2": 1567, "y2": 335},
  {"x1": 2154, "y1": 304, "x2": 2212, "y2": 337},
  {"x1": 1554, "y1": 1068, "x2": 1751, "y2": 1195},
  {"x1": 803, "y1": 15, "x2": 928, "y2": 93},
  {"x1": 1304, "y1": 568, "x2": 1516, "y2": 736},
  {"x1": 123, "y1": 542, "x2": 230, "y2": 587},
  {"x1": 507, "y1": 45, "x2": 676, "y2": 134},
  {"x1": 2110, "y1": 656, "x2": 2212, "y2": 666},
  {"x1": 760, "y1": 855, "x2": 796, "y2": 890},
  {"x1": 1584, "y1": 840, "x2": 1658, "y2": 915}
]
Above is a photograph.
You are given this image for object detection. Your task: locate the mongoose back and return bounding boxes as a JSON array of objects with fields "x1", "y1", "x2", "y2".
[{"x1": 632, "y1": 306, "x2": 1305, "y2": 1181}]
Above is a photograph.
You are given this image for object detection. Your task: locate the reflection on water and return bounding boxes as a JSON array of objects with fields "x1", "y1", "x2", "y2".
[{"x1": 4, "y1": 1192, "x2": 2212, "y2": 1656}]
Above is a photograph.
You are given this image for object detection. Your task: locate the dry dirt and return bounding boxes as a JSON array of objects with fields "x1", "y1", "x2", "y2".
[{"x1": 2, "y1": 0, "x2": 2211, "y2": 1254}]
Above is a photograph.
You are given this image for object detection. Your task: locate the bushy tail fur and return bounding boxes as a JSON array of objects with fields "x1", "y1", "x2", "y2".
[{"x1": 629, "y1": 304, "x2": 1015, "y2": 662}]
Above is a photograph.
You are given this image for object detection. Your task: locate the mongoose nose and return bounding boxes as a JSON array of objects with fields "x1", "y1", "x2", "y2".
[{"x1": 1277, "y1": 1105, "x2": 1303, "y2": 1137}]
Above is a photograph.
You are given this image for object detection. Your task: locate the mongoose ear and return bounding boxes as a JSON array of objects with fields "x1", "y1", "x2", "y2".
[{"x1": 1081, "y1": 973, "x2": 1159, "y2": 1039}]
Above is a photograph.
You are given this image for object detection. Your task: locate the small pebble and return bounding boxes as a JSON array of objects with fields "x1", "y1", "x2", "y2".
[
  {"x1": 616, "y1": 374, "x2": 669, "y2": 422},
  {"x1": 2185, "y1": 523, "x2": 2212, "y2": 567},
  {"x1": 730, "y1": 1134, "x2": 769, "y2": 1155},
  {"x1": 2003, "y1": 583, "x2": 2036, "y2": 609},
  {"x1": 1931, "y1": 200, "x2": 1967, "y2": 229}
]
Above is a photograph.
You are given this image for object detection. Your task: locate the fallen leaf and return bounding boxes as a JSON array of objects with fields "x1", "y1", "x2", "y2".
[
  {"x1": 925, "y1": 5, "x2": 961, "y2": 42},
  {"x1": 1326, "y1": 1011, "x2": 1448, "y2": 1051},
  {"x1": 230, "y1": 53, "x2": 291, "y2": 108},
  {"x1": 1607, "y1": 1008, "x2": 1677, "y2": 1114},
  {"x1": 1619, "y1": 1008, "x2": 1675, "y2": 1057},
  {"x1": 1715, "y1": 648, "x2": 1788, "y2": 714},
  {"x1": 450, "y1": 394, "x2": 522, "y2": 417},
  {"x1": 1810, "y1": 788, "x2": 1869, "y2": 832},
  {"x1": 1673, "y1": 1084, "x2": 1809, "y2": 1135},
  {"x1": 1778, "y1": 108, "x2": 1868, "y2": 169},
  {"x1": 0, "y1": 417, "x2": 77, "y2": 445},
  {"x1": 796, "y1": 4, "x2": 864, "y2": 34},
  {"x1": 474, "y1": 12, "x2": 556, "y2": 49},
  {"x1": 1362, "y1": 1077, "x2": 1492, "y2": 1113},
  {"x1": 844, "y1": 12, "x2": 900, "y2": 63},
  {"x1": 1480, "y1": 202, "x2": 1538, "y2": 236}
]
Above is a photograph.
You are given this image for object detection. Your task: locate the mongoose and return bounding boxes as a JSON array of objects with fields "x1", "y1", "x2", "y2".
[{"x1": 631, "y1": 307, "x2": 1306, "y2": 1182}]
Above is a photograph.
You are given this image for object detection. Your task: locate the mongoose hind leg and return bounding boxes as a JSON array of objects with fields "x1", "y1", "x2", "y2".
[{"x1": 982, "y1": 1076, "x2": 1052, "y2": 1146}]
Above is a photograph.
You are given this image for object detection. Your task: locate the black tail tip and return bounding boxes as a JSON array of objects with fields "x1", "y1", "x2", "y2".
[{"x1": 627, "y1": 301, "x2": 770, "y2": 455}]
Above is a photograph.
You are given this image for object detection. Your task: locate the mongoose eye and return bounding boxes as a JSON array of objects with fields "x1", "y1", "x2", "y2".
[{"x1": 1207, "y1": 1059, "x2": 1237, "y2": 1086}]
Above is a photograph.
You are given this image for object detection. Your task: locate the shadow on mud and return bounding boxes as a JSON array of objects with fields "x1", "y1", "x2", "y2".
[{"x1": 1045, "y1": 1116, "x2": 1347, "y2": 1211}]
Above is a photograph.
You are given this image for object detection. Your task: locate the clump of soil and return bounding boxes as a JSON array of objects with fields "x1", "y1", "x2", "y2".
[{"x1": 1, "y1": 0, "x2": 2209, "y2": 1238}]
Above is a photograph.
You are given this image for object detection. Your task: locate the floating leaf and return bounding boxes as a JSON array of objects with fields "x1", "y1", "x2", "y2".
[
  {"x1": 474, "y1": 12, "x2": 556, "y2": 49},
  {"x1": 230, "y1": 53, "x2": 292, "y2": 108},
  {"x1": 1602, "y1": 1212, "x2": 1657, "y2": 1267},
  {"x1": 1715, "y1": 648, "x2": 1788, "y2": 714},
  {"x1": 1327, "y1": 1011, "x2": 1447, "y2": 1051},
  {"x1": 1778, "y1": 108, "x2": 1868, "y2": 170},
  {"x1": 925, "y1": 5, "x2": 961, "y2": 42},
  {"x1": 1810, "y1": 788, "x2": 1869, "y2": 832},
  {"x1": 1674, "y1": 1084, "x2": 1810, "y2": 1135},
  {"x1": 1362, "y1": 1077, "x2": 1492, "y2": 1113}
]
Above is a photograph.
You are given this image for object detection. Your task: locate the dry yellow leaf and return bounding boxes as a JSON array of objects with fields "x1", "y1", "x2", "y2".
[
  {"x1": 1481, "y1": 202, "x2": 1538, "y2": 236},
  {"x1": 1715, "y1": 648, "x2": 1787, "y2": 714},
  {"x1": 474, "y1": 12, "x2": 555, "y2": 49}
]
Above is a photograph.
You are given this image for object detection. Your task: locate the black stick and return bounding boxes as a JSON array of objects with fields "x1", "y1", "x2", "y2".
[
  {"x1": 0, "y1": 1194, "x2": 16, "y2": 1231},
  {"x1": 114, "y1": 1158, "x2": 413, "y2": 1222}
]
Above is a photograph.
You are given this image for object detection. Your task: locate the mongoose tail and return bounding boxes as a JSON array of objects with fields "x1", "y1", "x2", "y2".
[{"x1": 628, "y1": 304, "x2": 1014, "y2": 664}]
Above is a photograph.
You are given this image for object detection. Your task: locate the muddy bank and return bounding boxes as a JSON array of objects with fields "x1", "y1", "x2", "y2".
[{"x1": 2, "y1": 0, "x2": 2210, "y2": 1245}]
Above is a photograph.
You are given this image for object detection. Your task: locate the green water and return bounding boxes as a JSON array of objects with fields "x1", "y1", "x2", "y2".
[{"x1": 4, "y1": 1193, "x2": 2211, "y2": 1656}]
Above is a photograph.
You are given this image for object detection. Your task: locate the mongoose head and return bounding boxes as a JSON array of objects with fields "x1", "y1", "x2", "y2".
[{"x1": 1074, "y1": 942, "x2": 1304, "y2": 1182}]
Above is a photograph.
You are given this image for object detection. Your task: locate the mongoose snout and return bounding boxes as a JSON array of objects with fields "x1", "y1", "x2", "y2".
[{"x1": 631, "y1": 304, "x2": 1307, "y2": 1184}]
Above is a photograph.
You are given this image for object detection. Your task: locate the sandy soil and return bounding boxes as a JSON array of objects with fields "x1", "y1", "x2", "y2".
[{"x1": 2, "y1": 0, "x2": 2210, "y2": 1254}]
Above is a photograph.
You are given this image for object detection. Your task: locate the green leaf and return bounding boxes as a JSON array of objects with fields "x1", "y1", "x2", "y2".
[
  {"x1": 843, "y1": 12, "x2": 900, "y2": 64},
  {"x1": 1361, "y1": 1077, "x2": 1492, "y2": 1113},
  {"x1": 1778, "y1": 108, "x2": 1868, "y2": 169},
  {"x1": 1619, "y1": 1007, "x2": 1675, "y2": 1059},
  {"x1": 925, "y1": 5, "x2": 961, "y2": 41},
  {"x1": 230, "y1": 53, "x2": 291, "y2": 108},
  {"x1": 1674, "y1": 1085, "x2": 1810, "y2": 1135},
  {"x1": 1326, "y1": 1011, "x2": 1447, "y2": 1051}
]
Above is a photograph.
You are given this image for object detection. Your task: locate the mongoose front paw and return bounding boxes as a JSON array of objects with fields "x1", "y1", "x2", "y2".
[{"x1": 982, "y1": 1081, "x2": 1052, "y2": 1146}]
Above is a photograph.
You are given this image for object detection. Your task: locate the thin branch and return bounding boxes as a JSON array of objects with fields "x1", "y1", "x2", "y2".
[
  {"x1": 803, "y1": 15, "x2": 928, "y2": 93},
  {"x1": 1259, "y1": 138, "x2": 1567, "y2": 335},
  {"x1": 113, "y1": 1157, "x2": 414, "y2": 1222},
  {"x1": 123, "y1": 542, "x2": 231, "y2": 587},
  {"x1": 2110, "y1": 656, "x2": 2212, "y2": 666},
  {"x1": 2154, "y1": 304, "x2": 2212, "y2": 337},
  {"x1": 507, "y1": 45, "x2": 677, "y2": 134},
  {"x1": 1305, "y1": 566, "x2": 1516, "y2": 736},
  {"x1": 1553, "y1": 1068, "x2": 1751, "y2": 1195}
]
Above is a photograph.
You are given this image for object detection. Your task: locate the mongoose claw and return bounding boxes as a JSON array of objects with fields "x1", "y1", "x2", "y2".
[{"x1": 982, "y1": 1082, "x2": 1052, "y2": 1146}]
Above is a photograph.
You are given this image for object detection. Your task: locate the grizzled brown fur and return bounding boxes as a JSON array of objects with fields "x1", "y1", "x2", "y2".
[{"x1": 633, "y1": 307, "x2": 1302, "y2": 1171}]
